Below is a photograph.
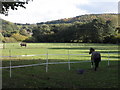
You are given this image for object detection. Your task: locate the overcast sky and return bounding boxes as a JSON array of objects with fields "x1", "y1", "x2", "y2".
[{"x1": 0, "y1": 0, "x2": 119, "y2": 24}]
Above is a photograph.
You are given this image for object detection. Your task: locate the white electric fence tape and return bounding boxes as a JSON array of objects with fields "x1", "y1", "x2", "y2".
[{"x1": 0, "y1": 52, "x2": 117, "y2": 69}]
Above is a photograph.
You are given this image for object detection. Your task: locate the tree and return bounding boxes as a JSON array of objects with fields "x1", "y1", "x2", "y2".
[
  {"x1": 91, "y1": 18, "x2": 105, "y2": 42},
  {"x1": 0, "y1": 33, "x2": 4, "y2": 41},
  {"x1": 2, "y1": 19, "x2": 19, "y2": 31},
  {"x1": 11, "y1": 33, "x2": 28, "y2": 41},
  {"x1": 50, "y1": 24, "x2": 60, "y2": 33},
  {"x1": 19, "y1": 29, "x2": 29, "y2": 36},
  {"x1": 73, "y1": 21, "x2": 85, "y2": 42},
  {"x1": 32, "y1": 24, "x2": 52, "y2": 42},
  {"x1": 0, "y1": 0, "x2": 33, "y2": 15},
  {"x1": 104, "y1": 20, "x2": 115, "y2": 36}
]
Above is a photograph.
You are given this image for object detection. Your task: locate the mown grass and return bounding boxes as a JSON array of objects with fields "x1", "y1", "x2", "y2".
[{"x1": 1, "y1": 43, "x2": 119, "y2": 88}]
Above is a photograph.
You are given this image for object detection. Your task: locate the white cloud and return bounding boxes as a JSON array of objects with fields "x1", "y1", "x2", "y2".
[
  {"x1": 0, "y1": 0, "x2": 90, "y2": 23},
  {"x1": 0, "y1": 0, "x2": 118, "y2": 24}
]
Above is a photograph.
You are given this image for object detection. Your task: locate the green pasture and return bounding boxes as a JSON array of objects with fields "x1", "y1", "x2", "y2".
[
  {"x1": 1, "y1": 43, "x2": 119, "y2": 61},
  {"x1": 0, "y1": 43, "x2": 119, "y2": 88},
  {"x1": 1, "y1": 43, "x2": 119, "y2": 66}
]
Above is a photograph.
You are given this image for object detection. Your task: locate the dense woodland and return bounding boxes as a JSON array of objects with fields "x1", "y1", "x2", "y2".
[{"x1": 0, "y1": 14, "x2": 120, "y2": 43}]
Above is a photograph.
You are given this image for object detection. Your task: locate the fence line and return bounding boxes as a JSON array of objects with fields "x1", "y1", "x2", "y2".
[
  {"x1": 0, "y1": 54, "x2": 89, "y2": 58},
  {"x1": 1, "y1": 61, "x2": 91, "y2": 69},
  {"x1": 0, "y1": 53, "x2": 117, "y2": 58},
  {"x1": 0, "y1": 50, "x2": 114, "y2": 77}
]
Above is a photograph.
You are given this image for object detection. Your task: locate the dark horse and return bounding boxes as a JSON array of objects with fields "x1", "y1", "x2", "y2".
[{"x1": 20, "y1": 43, "x2": 27, "y2": 47}]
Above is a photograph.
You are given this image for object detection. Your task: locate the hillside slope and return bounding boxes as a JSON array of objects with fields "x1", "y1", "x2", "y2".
[{"x1": 37, "y1": 13, "x2": 118, "y2": 26}]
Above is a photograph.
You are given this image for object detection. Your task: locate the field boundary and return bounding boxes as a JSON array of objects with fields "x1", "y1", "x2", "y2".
[
  {"x1": 0, "y1": 53, "x2": 118, "y2": 58},
  {"x1": 1, "y1": 52, "x2": 116, "y2": 77},
  {"x1": 1, "y1": 61, "x2": 91, "y2": 69},
  {"x1": 0, "y1": 54, "x2": 88, "y2": 57}
]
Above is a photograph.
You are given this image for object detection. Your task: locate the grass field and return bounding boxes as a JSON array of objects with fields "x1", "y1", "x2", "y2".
[{"x1": 0, "y1": 43, "x2": 119, "y2": 88}]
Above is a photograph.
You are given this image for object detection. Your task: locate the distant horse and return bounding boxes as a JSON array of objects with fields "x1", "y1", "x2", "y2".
[{"x1": 20, "y1": 43, "x2": 27, "y2": 47}]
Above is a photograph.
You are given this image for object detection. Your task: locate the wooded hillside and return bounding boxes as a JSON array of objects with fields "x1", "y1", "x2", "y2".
[
  {"x1": 37, "y1": 14, "x2": 118, "y2": 25},
  {"x1": 0, "y1": 14, "x2": 120, "y2": 43}
]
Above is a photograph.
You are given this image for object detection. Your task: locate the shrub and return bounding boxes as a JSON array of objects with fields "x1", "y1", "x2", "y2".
[
  {"x1": 3, "y1": 37, "x2": 17, "y2": 43},
  {"x1": 23, "y1": 37, "x2": 36, "y2": 42},
  {"x1": 11, "y1": 33, "x2": 28, "y2": 41}
]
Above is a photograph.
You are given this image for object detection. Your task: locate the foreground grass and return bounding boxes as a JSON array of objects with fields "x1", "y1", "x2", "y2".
[
  {"x1": 2, "y1": 61, "x2": 119, "y2": 88},
  {"x1": 1, "y1": 43, "x2": 119, "y2": 88}
]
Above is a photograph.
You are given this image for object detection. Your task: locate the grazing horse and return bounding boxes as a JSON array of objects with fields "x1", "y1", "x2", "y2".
[{"x1": 20, "y1": 43, "x2": 27, "y2": 47}]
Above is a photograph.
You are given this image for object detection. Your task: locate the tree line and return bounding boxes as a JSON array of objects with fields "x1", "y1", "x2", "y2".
[
  {"x1": 0, "y1": 16, "x2": 120, "y2": 44},
  {"x1": 31, "y1": 18, "x2": 119, "y2": 43}
]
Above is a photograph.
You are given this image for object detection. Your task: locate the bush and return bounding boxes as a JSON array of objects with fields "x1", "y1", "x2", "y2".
[
  {"x1": 103, "y1": 35, "x2": 119, "y2": 44},
  {"x1": 11, "y1": 33, "x2": 28, "y2": 41},
  {"x1": 0, "y1": 33, "x2": 4, "y2": 41},
  {"x1": 3, "y1": 37, "x2": 17, "y2": 43},
  {"x1": 23, "y1": 37, "x2": 36, "y2": 42}
]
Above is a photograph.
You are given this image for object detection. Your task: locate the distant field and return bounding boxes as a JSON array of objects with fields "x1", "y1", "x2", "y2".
[{"x1": 1, "y1": 43, "x2": 119, "y2": 88}]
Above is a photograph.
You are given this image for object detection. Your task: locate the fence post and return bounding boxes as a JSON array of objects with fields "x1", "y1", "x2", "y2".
[
  {"x1": 68, "y1": 49, "x2": 70, "y2": 70},
  {"x1": 9, "y1": 50, "x2": 12, "y2": 78},
  {"x1": 108, "y1": 51, "x2": 110, "y2": 66},
  {"x1": 46, "y1": 49, "x2": 48, "y2": 72}
]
